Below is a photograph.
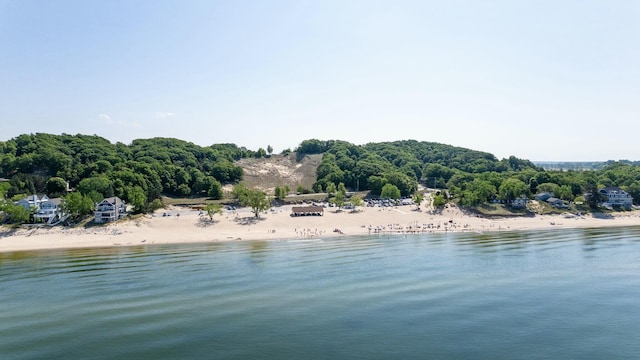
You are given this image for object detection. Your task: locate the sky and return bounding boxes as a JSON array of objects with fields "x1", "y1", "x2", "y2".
[{"x1": 1, "y1": 0, "x2": 639, "y2": 161}]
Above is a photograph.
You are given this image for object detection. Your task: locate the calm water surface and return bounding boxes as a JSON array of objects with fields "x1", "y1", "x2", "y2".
[{"x1": 2, "y1": 227, "x2": 640, "y2": 359}]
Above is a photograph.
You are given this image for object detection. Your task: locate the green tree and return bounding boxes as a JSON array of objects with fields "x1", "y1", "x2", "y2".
[
  {"x1": 412, "y1": 192, "x2": 424, "y2": 209},
  {"x1": 205, "y1": 203, "x2": 222, "y2": 221},
  {"x1": 78, "y1": 176, "x2": 114, "y2": 198},
  {"x1": 86, "y1": 190, "x2": 103, "y2": 204},
  {"x1": 498, "y1": 178, "x2": 528, "y2": 204},
  {"x1": 255, "y1": 148, "x2": 267, "y2": 158},
  {"x1": 584, "y1": 177, "x2": 600, "y2": 209},
  {"x1": 325, "y1": 182, "x2": 337, "y2": 196},
  {"x1": 458, "y1": 190, "x2": 479, "y2": 207},
  {"x1": 432, "y1": 193, "x2": 447, "y2": 208},
  {"x1": 267, "y1": 145, "x2": 273, "y2": 156},
  {"x1": 331, "y1": 182, "x2": 348, "y2": 210},
  {"x1": 557, "y1": 185, "x2": 574, "y2": 201},
  {"x1": 239, "y1": 189, "x2": 269, "y2": 218},
  {"x1": 381, "y1": 183, "x2": 401, "y2": 200},
  {"x1": 0, "y1": 182, "x2": 10, "y2": 199},
  {"x1": 331, "y1": 191, "x2": 346, "y2": 209},
  {"x1": 537, "y1": 182, "x2": 560, "y2": 195},
  {"x1": 337, "y1": 182, "x2": 347, "y2": 195},
  {"x1": 148, "y1": 198, "x2": 164, "y2": 212},
  {"x1": 367, "y1": 175, "x2": 386, "y2": 195},
  {"x1": 64, "y1": 192, "x2": 95, "y2": 218},
  {"x1": 469, "y1": 179, "x2": 496, "y2": 203},
  {"x1": 125, "y1": 186, "x2": 147, "y2": 213},
  {"x1": 176, "y1": 183, "x2": 191, "y2": 196},
  {"x1": 274, "y1": 185, "x2": 289, "y2": 201},
  {"x1": 232, "y1": 183, "x2": 249, "y2": 202},
  {"x1": 349, "y1": 194, "x2": 364, "y2": 209},
  {"x1": 46, "y1": 177, "x2": 67, "y2": 197},
  {"x1": 383, "y1": 171, "x2": 417, "y2": 197},
  {"x1": 0, "y1": 202, "x2": 30, "y2": 223},
  {"x1": 206, "y1": 177, "x2": 223, "y2": 199}
]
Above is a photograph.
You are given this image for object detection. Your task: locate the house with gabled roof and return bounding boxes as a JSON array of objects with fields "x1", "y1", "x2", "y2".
[
  {"x1": 33, "y1": 197, "x2": 65, "y2": 224},
  {"x1": 547, "y1": 197, "x2": 569, "y2": 209},
  {"x1": 534, "y1": 192, "x2": 553, "y2": 202},
  {"x1": 94, "y1": 196, "x2": 127, "y2": 223},
  {"x1": 15, "y1": 194, "x2": 49, "y2": 211},
  {"x1": 599, "y1": 187, "x2": 633, "y2": 208}
]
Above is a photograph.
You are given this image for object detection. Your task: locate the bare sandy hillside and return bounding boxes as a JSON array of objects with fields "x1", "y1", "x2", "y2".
[{"x1": 235, "y1": 153, "x2": 322, "y2": 194}]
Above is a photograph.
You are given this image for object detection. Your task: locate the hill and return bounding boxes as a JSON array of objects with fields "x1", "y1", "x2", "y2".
[{"x1": 4, "y1": 133, "x2": 640, "y2": 215}]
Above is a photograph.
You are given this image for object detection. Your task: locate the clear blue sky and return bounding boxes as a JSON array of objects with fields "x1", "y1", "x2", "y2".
[{"x1": 1, "y1": 0, "x2": 638, "y2": 161}]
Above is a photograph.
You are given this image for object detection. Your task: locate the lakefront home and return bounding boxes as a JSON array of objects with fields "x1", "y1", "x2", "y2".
[
  {"x1": 546, "y1": 197, "x2": 569, "y2": 209},
  {"x1": 599, "y1": 187, "x2": 633, "y2": 208},
  {"x1": 94, "y1": 196, "x2": 127, "y2": 223},
  {"x1": 15, "y1": 194, "x2": 48, "y2": 211},
  {"x1": 534, "y1": 192, "x2": 553, "y2": 202},
  {"x1": 33, "y1": 197, "x2": 65, "y2": 224}
]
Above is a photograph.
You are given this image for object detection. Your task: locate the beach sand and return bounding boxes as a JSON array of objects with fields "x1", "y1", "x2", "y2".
[{"x1": 1, "y1": 204, "x2": 639, "y2": 253}]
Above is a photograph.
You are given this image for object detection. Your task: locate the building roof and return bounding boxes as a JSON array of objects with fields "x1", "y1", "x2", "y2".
[
  {"x1": 17, "y1": 194, "x2": 44, "y2": 203},
  {"x1": 99, "y1": 196, "x2": 125, "y2": 207},
  {"x1": 535, "y1": 192, "x2": 553, "y2": 201},
  {"x1": 601, "y1": 187, "x2": 627, "y2": 194},
  {"x1": 291, "y1": 206, "x2": 324, "y2": 214},
  {"x1": 45, "y1": 198, "x2": 64, "y2": 205}
]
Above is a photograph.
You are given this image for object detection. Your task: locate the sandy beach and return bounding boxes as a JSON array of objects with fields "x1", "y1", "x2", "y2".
[{"x1": 1, "y1": 204, "x2": 639, "y2": 253}]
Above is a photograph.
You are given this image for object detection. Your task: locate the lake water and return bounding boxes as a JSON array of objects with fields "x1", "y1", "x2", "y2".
[{"x1": 2, "y1": 227, "x2": 640, "y2": 359}]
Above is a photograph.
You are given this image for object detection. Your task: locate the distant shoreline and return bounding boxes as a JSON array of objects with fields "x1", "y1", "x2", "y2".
[{"x1": 1, "y1": 204, "x2": 639, "y2": 253}]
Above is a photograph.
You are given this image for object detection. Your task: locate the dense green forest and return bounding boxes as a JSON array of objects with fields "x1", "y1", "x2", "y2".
[
  {"x1": 297, "y1": 139, "x2": 640, "y2": 208},
  {"x1": 0, "y1": 133, "x2": 250, "y2": 212},
  {"x1": 2, "y1": 134, "x2": 640, "y2": 222}
]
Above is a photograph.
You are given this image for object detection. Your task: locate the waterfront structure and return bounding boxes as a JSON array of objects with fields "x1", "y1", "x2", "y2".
[
  {"x1": 94, "y1": 197, "x2": 127, "y2": 223},
  {"x1": 599, "y1": 187, "x2": 633, "y2": 208}
]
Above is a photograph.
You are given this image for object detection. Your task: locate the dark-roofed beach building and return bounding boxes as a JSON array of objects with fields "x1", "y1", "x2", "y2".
[{"x1": 291, "y1": 206, "x2": 324, "y2": 216}]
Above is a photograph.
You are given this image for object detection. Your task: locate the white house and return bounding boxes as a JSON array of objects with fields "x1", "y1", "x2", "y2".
[
  {"x1": 15, "y1": 194, "x2": 49, "y2": 211},
  {"x1": 33, "y1": 197, "x2": 65, "y2": 224},
  {"x1": 94, "y1": 197, "x2": 127, "y2": 223},
  {"x1": 599, "y1": 187, "x2": 633, "y2": 208}
]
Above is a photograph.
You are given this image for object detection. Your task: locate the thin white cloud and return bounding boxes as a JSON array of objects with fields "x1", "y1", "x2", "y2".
[
  {"x1": 99, "y1": 113, "x2": 141, "y2": 128},
  {"x1": 154, "y1": 112, "x2": 176, "y2": 119}
]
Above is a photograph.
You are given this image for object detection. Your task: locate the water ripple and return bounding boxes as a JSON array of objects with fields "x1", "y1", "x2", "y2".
[{"x1": 3, "y1": 227, "x2": 640, "y2": 359}]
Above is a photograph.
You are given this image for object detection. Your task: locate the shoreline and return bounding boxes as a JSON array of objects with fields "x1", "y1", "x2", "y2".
[{"x1": 1, "y1": 205, "x2": 639, "y2": 253}]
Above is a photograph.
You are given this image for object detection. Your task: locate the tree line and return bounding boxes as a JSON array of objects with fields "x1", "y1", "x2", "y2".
[
  {"x1": 2, "y1": 134, "x2": 640, "y2": 223},
  {"x1": 0, "y1": 133, "x2": 255, "y2": 212},
  {"x1": 298, "y1": 139, "x2": 640, "y2": 209}
]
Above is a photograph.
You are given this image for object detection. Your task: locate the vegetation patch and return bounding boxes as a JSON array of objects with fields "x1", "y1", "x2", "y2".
[{"x1": 473, "y1": 203, "x2": 532, "y2": 217}]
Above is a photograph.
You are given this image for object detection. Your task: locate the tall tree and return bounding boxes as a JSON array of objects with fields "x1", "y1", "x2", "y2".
[
  {"x1": 331, "y1": 182, "x2": 348, "y2": 210},
  {"x1": 45, "y1": 177, "x2": 67, "y2": 197},
  {"x1": 412, "y1": 192, "x2": 424, "y2": 209},
  {"x1": 64, "y1": 192, "x2": 95, "y2": 218},
  {"x1": 205, "y1": 203, "x2": 222, "y2": 221},
  {"x1": 0, "y1": 202, "x2": 30, "y2": 223},
  {"x1": 584, "y1": 177, "x2": 600, "y2": 209},
  {"x1": 381, "y1": 183, "x2": 401, "y2": 200},
  {"x1": 239, "y1": 189, "x2": 269, "y2": 218},
  {"x1": 349, "y1": 194, "x2": 364, "y2": 209},
  {"x1": 125, "y1": 186, "x2": 147, "y2": 213},
  {"x1": 498, "y1": 178, "x2": 528, "y2": 204}
]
